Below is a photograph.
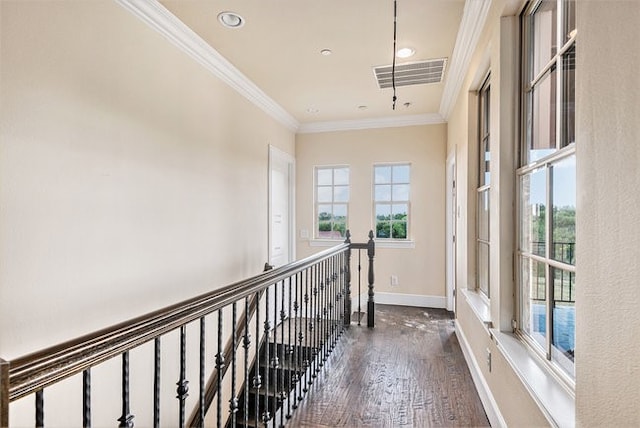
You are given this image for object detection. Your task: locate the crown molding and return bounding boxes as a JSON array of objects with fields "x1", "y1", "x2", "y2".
[
  {"x1": 297, "y1": 113, "x2": 445, "y2": 134},
  {"x1": 114, "y1": 0, "x2": 300, "y2": 132},
  {"x1": 439, "y1": 0, "x2": 493, "y2": 120}
]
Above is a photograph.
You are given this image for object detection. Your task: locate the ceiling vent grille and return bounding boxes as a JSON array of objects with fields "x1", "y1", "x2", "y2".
[{"x1": 373, "y1": 58, "x2": 448, "y2": 89}]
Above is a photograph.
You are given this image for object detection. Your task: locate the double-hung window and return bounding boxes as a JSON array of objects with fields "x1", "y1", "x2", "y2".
[
  {"x1": 477, "y1": 74, "x2": 491, "y2": 298},
  {"x1": 315, "y1": 166, "x2": 349, "y2": 239},
  {"x1": 374, "y1": 163, "x2": 410, "y2": 240},
  {"x1": 519, "y1": 0, "x2": 576, "y2": 378}
]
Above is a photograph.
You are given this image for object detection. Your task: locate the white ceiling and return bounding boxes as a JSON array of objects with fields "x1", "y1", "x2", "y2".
[{"x1": 136, "y1": 0, "x2": 493, "y2": 132}]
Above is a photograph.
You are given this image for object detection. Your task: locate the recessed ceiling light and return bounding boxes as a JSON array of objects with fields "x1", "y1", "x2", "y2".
[
  {"x1": 218, "y1": 11, "x2": 244, "y2": 28},
  {"x1": 320, "y1": 49, "x2": 332, "y2": 56},
  {"x1": 396, "y1": 47, "x2": 415, "y2": 58}
]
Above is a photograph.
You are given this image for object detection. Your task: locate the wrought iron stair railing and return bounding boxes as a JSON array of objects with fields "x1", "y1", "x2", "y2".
[{"x1": 0, "y1": 231, "x2": 375, "y2": 428}]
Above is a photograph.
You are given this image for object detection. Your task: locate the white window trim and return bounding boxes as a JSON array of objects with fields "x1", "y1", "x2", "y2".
[
  {"x1": 372, "y1": 162, "x2": 412, "y2": 241},
  {"x1": 314, "y1": 165, "x2": 350, "y2": 240}
]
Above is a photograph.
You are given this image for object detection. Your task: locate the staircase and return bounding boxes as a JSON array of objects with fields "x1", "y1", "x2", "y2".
[{"x1": 228, "y1": 318, "x2": 337, "y2": 428}]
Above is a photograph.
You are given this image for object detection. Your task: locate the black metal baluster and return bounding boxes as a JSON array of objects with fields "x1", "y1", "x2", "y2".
[
  {"x1": 322, "y1": 259, "x2": 331, "y2": 362},
  {"x1": 82, "y1": 369, "x2": 91, "y2": 428},
  {"x1": 117, "y1": 351, "x2": 134, "y2": 427},
  {"x1": 272, "y1": 282, "x2": 280, "y2": 428},
  {"x1": 176, "y1": 326, "x2": 189, "y2": 428},
  {"x1": 302, "y1": 268, "x2": 310, "y2": 393},
  {"x1": 262, "y1": 287, "x2": 271, "y2": 425},
  {"x1": 215, "y1": 312, "x2": 224, "y2": 428},
  {"x1": 280, "y1": 279, "x2": 287, "y2": 426},
  {"x1": 253, "y1": 292, "x2": 262, "y2": 427},
  {"x1": 35, "y1": 389, "x2": 43, "y2": 427},
  {"x1": 286, "y1": 276, "x2": 294, "y2": 418},
  {"x1": 199, "y1": 317, "x2": 205, "y2": 427},
  {"x1": 153, "y1": 338, "x2": 160, "y2": 428},
  {"x1": 317, "y1": 262, "x2": 325, "y2": 370},
  {"x1": 229, "y1": 302, "x2": 239, "y2": 427},
  {"x1": 243, "y1": 296, "x2": 251, "y2": 428},
  {"x1": 310, "y1": 264, "x2": 317, "y2": 381},
  {"x1": 292, "y1": 272, "x2": 301, "y2": 408}
]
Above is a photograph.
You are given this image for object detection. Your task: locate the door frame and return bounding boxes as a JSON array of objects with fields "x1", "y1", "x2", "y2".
[
  {"x1": 268, "y1": 145, "x2": 296, "y2": 266},
  {"x1": 446, "y1": 151, "x2": 457, "y2": 312}
]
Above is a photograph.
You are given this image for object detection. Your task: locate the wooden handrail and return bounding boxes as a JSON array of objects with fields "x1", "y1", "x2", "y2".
[{"x1": 4, "y1": 243, "x2": 349, "y2": 403}]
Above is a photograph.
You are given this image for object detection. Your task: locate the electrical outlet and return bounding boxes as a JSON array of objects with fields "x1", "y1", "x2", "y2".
[
  {"x1": 486, "y1": 348, "x2": 492, "y2": 372},
  {"x1": 390, "y1": 275, "x2": 399, "y2": 286}
]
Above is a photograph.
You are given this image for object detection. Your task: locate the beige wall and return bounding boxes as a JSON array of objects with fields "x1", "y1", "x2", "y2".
[
  {"x1": 296, "y1": 125, "x2": 447, "y2": 303},
  {"x1": 575, "y1": 1, "x2": 640, "y2": 425},
  {"x1": 0, "y1": 0, "x2": 294, "y2": 360}
]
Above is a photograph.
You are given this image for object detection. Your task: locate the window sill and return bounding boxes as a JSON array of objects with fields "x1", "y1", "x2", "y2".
[
  {"x1": 375, "y1": 240, "x2": 415, "y2": 249},
  {"x1": 461, "y1": 288, "x2": 492, "y2": 331},
  {"x1": 491, "y1": 330, "x2": 575, "y2": 428}
]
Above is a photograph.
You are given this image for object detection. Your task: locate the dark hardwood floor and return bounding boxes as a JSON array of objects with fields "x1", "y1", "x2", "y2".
[{"x1": 286, "y1": 304, "x2": 490, "y2": 427}]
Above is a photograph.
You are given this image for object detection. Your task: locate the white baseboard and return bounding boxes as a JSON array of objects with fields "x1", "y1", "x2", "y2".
[
  {"x1": 354, "y1": 292, "x2": 447, "y2": 309},
  {"x1": 455, "y1": 319, "x2": 507, "y2": 428}
]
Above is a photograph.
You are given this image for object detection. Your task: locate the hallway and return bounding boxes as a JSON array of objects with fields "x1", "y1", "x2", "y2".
[{"x1": 286, "y1": 305, "x2": 489, "y2": 427}]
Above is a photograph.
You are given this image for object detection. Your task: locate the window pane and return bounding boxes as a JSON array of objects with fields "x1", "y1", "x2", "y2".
[
  {"x1": 334, "y1": 167, "x2": 349, "y2": 185},
  {"x1": 334, "y1": 185, "x2": 349, "y2": 202},
  {"x1": 317, "y1": 186, "x2": 332, "y2": 203},
  {"x1": 374, "y1": 166, "x2": 392, "y2": 184},
  {"x1": 317, "y1": 168, "x2": 332, "y2": 186},
  {"x1": 532, "y1": 0, "x2": 557, "y2": 77},
  {"x1": 376, "y1": 221, "x2": 391, "y2": 238},
  {"x1": 375, "y1": 184, "x2": 392, "y2": 201},
  {"x1": 564, "y1": 0, "x2": 576, "y2": 42},
  {"x1": 376, "y1": 204, "x2": 391, "y2": 220},
  {"x1": 392, "y1": 204, "x2": 408, "y2": 220},
  {"x1": 520, "y1": 168, "x2": 546, "y2": 256},
  {"x1": 392, "y1": 184, "x2": 410, "y2": 201},
  {"x1": 391, "y1": 221, "x2": 407, "y2": 239},
  {"x1": 317, "y1": 205, "x2": 332, "y2": 221},
  {"x1": 392, "y1": 165, "x2": 410, "y2": 183},
  {"x1": 561, "y1": 44, "x2": 576, "y2": 148},
  {"x1": 552, "y1": 156, "x2": 576, "y2": 265},
  {"x1": 332, "y1": 221, "x2": 347, "y2": 238},
  {"x1": 478, "y1": 189, "x2": 490, "y2": 241},
  {"x1": 530, "y1": 67, "x2": 557, "y2": 162},
  {"x1": 333, "y1": 204, "x2": 347, "y2": 220},
  {"x1": 478, "y1": 242, "x2": 490, "y2": 297},
  {"x1": 552, "y1": 268, "x2": 575, "y2": 375},
  {"x1": 521, "y1": 257, "x2": 547, "y2": 350}
]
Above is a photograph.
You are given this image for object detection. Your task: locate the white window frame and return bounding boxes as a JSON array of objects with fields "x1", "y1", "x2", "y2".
[
  {"x1": 477, "y1": 73, "x2": 491, "y2": 299},
  {"x1": 313, "y1": 165, "x2": 350, "y2": 240},
  {"x1": 517, "y1": 0, "x2": 576, "y2": 383},
  {"x1": 372, "y1": 163, "x2": 411, "y2": 242}
]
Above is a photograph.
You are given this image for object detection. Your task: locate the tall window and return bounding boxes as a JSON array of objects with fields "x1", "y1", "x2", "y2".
[
  {"x1": 519, "y1": 0, "x2": 576, "y2": 378},
  {"x1": 374, "y1": 163, "x2": 410, "y2": 240},
  {"x1": 315, "y1": 166, "x2": 349, "y2": 239},
  {"x1": 477, "y1": 74, "x2": 491, "y2": 298}
]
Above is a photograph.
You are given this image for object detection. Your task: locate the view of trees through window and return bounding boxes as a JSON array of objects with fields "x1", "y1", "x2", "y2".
[
  {"x1": 315, "y1": 166, "x2": 349, "y2": 239},
  {"x1": 374, "y1": 164, "x2": 410, "y2": 240}
]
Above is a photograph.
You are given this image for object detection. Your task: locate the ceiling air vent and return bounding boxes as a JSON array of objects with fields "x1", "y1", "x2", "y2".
[{"x1": 373, "y1": 58, "x2": 448, "y2": 89}]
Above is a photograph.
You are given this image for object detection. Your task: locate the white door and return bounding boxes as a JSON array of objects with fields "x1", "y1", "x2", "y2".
[
  {"x1": 268, "y1": 145, "x2": 295, "y2": 268},
  {"x1": 446, "y1": 153, "x2": 457, "y2": 312}
]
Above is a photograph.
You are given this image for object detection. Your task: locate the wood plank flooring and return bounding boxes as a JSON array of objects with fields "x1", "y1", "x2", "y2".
[{"x1": 286, "y1": 304, "x2": 490, "y2": 427}]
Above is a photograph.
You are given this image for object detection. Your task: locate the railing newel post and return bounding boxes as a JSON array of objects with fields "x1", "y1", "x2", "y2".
[
  {"x1": 1, "y1": 358, "x2": 9, "y2": 428},
  {"x1": 344, "y1": 230, "x2": 352, "y2": 326},
  {"x1": 367, "y1": 230, "x2": 376, "y2": 328}
]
